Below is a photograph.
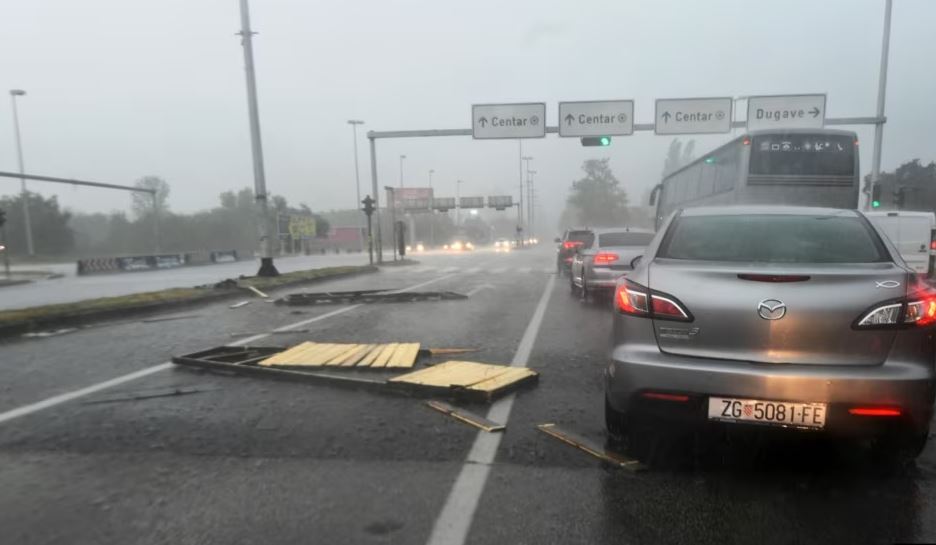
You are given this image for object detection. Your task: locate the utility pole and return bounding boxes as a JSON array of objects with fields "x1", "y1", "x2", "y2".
[
  {"x1": 348, "y1": 120, "x2": 365, "y2": 211},
  {"x1": 868, "y1": 0, "x2": 892, "y2": 210},
  {"x1": 237, "y1": 0, "x2": 277, "y2": 276},
  {"x1": 527, "y1": 169, "x2": 536, "y2": 241},
  {"x1": 517, "y1": 141, "x2": 525, "y2": 247},
  {"x1": 9, "y1": 89, "x2": 34, "y2": 256},
  {"x1": 521, "y1": 155, "x2": 533, "y2": 245},
  {"x1": 399, "y1": 155, "x2": 406, "y2": 188},
  {"x1": 455, "y1": 179, "x2": 463, "y2": 226}
]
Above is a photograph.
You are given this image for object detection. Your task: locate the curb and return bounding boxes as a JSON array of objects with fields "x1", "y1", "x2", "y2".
[{"x1": 0, "y1": 266, "x2": 378, "y2": 340}]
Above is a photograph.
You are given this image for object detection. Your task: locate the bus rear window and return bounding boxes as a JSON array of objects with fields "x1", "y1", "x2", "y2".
[{"x1": 749, "y1": 134, "x2": 855, "y2": 176}]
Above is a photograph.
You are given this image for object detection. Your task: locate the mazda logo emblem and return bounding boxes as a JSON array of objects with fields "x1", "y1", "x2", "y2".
[{"x1": 757, "y1": 299, "x2": 787, "y2": 320}]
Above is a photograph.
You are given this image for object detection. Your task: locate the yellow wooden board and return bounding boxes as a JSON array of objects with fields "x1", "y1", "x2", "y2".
[
  {"x1": 371, "y1": 343, "x2": 400, "y2": 368},
  {"x1": 388, "y1": 361, "x2": 538, "y2": 394},
  {"x1": 356, "y1": 344, "x2": 385, "y2": 367},
  {"x1": 337, "y1": 344, "x2": 376, "y2": 367},
  {"x1": 385, "y1": 343, "x2": 421, "y2": 368}
]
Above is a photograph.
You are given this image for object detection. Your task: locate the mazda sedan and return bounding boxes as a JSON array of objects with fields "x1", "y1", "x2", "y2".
[{"x1": 606, "y1": 206, "x2": 935, "y2": 462}]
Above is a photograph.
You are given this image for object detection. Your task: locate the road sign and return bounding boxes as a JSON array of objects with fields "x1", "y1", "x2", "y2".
[
  {"x1": 746, "y1": 94, "x2": 826, "y2": 131},
  {"x1": 459, "y1": 196, "x2": 485, "y2": 209},
  {"x1": 432, "y1": 197, "x2": 456, "y2": 211},
  {"x1": 487, "y1": 196, "x2": 513, "y2": 210},
  {"x1": 655, "y1": 97, "x2": 732, "y2": 135},
  {"x1": 472, "y1": 103, "x2": 546, "y2": 139},
  {"x1": 558, "y1": 100, "x2": 634, "y2": 137}
]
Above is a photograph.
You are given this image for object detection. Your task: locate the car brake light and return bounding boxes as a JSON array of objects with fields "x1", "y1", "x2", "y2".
[
  {"x1": 930, "y1": 240, "x2": 936, "y2": 251},
  {"x1": 905, "y1": 295, "x2": 936, "y2": 326},
  {"x1": 737, "y1": 274, "x2": 810, "y2": 283},
  {"x1": 593, "y1": 252, "x2": 619, "y2": 265},
  {"x1": 848, "y1": 407, "x2": 901, "y2": 417},
  {"x1": 562, "y1": 241, "x2": 584, "y2": 249},
  {"x1": 614, "y1": 280, "x2": 692, "y2": 322},
  {"x1": 642, "y1": 392, "x2": 690, "y2": 402}
]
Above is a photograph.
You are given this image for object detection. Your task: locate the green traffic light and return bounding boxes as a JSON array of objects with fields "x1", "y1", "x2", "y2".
[
  {"x1": 600, "y1": 137, "x2": 611, "y2": 146},
  {"x1": 704, "y1": 157, "x2": 716, "y2": 164},
  {"x1": 872, "y1": 200, "x2": 881, "y2": 208}
]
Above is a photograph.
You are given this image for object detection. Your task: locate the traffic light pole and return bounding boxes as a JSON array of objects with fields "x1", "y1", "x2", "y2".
[{"x1": 867, "y1": 0, "x2": 892, "y2": 211}]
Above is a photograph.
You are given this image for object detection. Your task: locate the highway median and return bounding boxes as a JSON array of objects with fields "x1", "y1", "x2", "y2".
[{"x1": 0, "y1": 264, "x2": 377, "y2": 339}]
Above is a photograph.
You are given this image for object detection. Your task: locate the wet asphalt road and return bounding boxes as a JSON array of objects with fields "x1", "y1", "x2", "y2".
[{"x1": 0, "y1": 246, "x2": 935, "y2": 545}]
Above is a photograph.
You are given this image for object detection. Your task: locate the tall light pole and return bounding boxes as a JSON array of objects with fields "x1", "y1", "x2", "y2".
[
  {"x1": 517, "y1": 141, "x2": 525, "y2": 246},
  {"x1": 455, "y1": 179, "x2": 464, "y2": 226},
  {"x1": 9, "y1": 89, "x2": 34, "y2": 256},
  {"x1": 347, "y1": 120, "x2": 364, "y2": 211},
  {"x1": 399, "y1": 155, "x2": 406, "y2": 188},
  {"x1": 428, "y1": 169, "x2": 435, "y2": 247},
  {"x1": 868, "y1": 0, "x2": 893, "y2": 210},
  {"x1": 527, "y1": 169, "x2": 536, "y2": 240},
  {"x1": 237, "y1": 0, "x2": 277, "y2": 276},
  {"x1": 521, "y1": 155, "x2": 533, "y2": 245}
]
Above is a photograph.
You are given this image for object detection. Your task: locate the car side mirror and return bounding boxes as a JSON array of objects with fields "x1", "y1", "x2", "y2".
[
  {"x1": 630, "y1": 255, "x2": 643, "y2": 268},
  {"x1": 554, "y1": 237, "x2": 561, "y2": 243}
]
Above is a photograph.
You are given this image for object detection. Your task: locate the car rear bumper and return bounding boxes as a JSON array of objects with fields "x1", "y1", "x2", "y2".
[
  {"x1": 606, "y1": 344, "x2": 936, "y2": 435},
  {"x1": 586, "y1": 267, "x2": 628, "y2": 288}
]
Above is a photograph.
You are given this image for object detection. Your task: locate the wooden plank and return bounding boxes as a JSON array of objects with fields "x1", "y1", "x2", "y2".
[
  {"x1": 310, "y1": 344, "x2": 355, "y2": 365},
  {"x1": 356, "y1": 344, "x2": 386, "y2": 367},
  {"x1": 390, "y1": 361, "x2": 507, "y2": 387},
  {"x1": 370, "y1": 343, "x2": 400, "y2": 368},
  {"x1": 426, "y1": 401, "x2": 505, "y2": 432},
  {"x1": 386, "y1": 343, "x2": 421, "y2": 368},
  {"x1": 337, "y1": 344, "x2": 376, "y2": 367},
  {"x1": 323, "y1": 344, "x2": 364, "y2": 366},
  {"x1": 467, "y1": 367, "x2": 537, "y2": 392},
  {"x1": 537, "y1": 423, "x2": 645, "y2": 471},
  {"x1": 281, "y1": 343, "x2": 330, "y2": 365},
  {"x1": 259, "y1": 342, "x2": 318, "y2": 366}
]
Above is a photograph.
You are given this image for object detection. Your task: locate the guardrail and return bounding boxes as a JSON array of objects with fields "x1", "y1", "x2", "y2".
[{"x1": 76, "y1": 250, "x2": 240, "y2": 276}]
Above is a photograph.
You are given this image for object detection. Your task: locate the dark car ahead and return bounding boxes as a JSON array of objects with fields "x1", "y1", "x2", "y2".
[
  {"x1": 607, "y1": 206, "x2": 936, "y2": 462},
  {"x1": 555, "y1": 228, "x2": 594, "y2": 276}
]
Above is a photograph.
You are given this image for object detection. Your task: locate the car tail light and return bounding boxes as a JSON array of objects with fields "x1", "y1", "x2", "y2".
[
  {"x1": 593, "y1": 252, "x2": 619, "y2": 265},
  {"x1": 855, "y1": 288, "x2": 936, "y2": 328},
  {"x1": 848, "y1": 407, "x2": 901, "y2": 417},
  {"x1": 615, "y1": 280, "x2": 692, "y2": 322},
  {"x1": 562, "y1": 241, "x2": 583, "y2": 250},
  {"x1": 641, "y1": 392, "x2": 690, "y2": 402}
]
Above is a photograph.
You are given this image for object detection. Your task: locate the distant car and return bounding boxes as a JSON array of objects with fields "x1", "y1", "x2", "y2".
[
  {"x1": 494, "y1": 238, "x2": 512, "y2": 252},
  {"x1": 570, "y1": 228, "x2": 654, "y2": 300},
  {"x1": 555, "y1": 228, "x2": 595, "y2": 276},
  {"x1": 444, "y1": 240, "x2": 474, "y2": 251},
  {"x1": 606, "y1": 205, "x2": 935, "y2": 463}
]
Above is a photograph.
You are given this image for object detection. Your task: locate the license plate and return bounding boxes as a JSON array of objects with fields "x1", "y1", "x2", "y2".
[{"x1": 707, "y1": 397, "x2": 827, "y2": 429}]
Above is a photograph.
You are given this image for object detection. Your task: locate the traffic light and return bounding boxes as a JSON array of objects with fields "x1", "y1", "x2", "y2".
[
  {"x1": 581, "y1": 136, "x2": 611, "y2": 147},
  {"x1": 893, "y1": 187, "x2": 906, "y2": 209},
  {"x1": 361, "y1": 195, "x2": 375, "y2": 217},
  {"x1": 871, "y1": 185, "x2": 882, "y2": 208}
]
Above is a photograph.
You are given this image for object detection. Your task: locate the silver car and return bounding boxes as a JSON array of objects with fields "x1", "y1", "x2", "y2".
[
  {"x1": 570, "y1": 228, "x2": 655, "y2": 299},
  {"x1": 606, "y1": 206, "x2": 935, "y2": 461}
]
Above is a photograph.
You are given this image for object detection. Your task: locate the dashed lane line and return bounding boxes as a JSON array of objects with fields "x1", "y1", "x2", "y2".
[
  {"x1": 0, "y1": 273, "x2": 459, "y2": 426},
  {"x1": 425, "y1": 273, "x2": 556, "y2": 545}
]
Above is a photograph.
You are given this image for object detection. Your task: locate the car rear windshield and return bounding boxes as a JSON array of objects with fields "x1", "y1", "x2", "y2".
[
  {"x1": 659, "y1": 214, "x2": 889, "y2": 263},
  {"x1": 598, "y1": 232, "x2": 655, "y2": 247},
  {"x1": 566, "y1": 231, "x2": 594, "y2": 245}
]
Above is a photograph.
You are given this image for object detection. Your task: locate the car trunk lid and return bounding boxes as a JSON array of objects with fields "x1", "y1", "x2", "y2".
[{"x1": 648, "y1": 260, "x2": 908, "y2": 366}]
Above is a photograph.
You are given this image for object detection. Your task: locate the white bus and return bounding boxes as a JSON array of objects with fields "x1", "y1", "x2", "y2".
[{"x1": 650, "y1": 129, "x2": 861, "y2": 229}]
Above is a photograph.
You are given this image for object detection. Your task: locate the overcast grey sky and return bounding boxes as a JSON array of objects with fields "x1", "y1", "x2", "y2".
[{"x1": 1, "y1": 0, "x2": 934, "y2": 231}]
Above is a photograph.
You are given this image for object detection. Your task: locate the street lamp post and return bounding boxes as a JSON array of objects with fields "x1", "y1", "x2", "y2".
[
  {"x1": 237, "y1": 0, "x2": 278, "y2": 276},
  {"x1": 9, "y1": 89, "x2": 34, "y2": 256},
  {"x1": 347, "y1": 120, "x2": 364, "y2": 210},
  {"x1": 455, "y1": 179, "x2": 464, "y2": 226},
  {"x1": 428, "y1": 169, "x2": 435, "y2": 247},
  {"x1": 521, "y1": 156, "x2": 533, "y2": 246},
  {"x1": 527, "y1": 169, "x2": 536, "y2": 240},
  {"x1": 399, "y1": 155, "x2": 406, "y2": 188}
]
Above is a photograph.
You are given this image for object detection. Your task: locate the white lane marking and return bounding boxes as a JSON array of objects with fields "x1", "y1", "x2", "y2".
[
  {"x1": 0, "y1": 273, "x2": 459, "y2": 426},
  {"x1": 0, "y1": 363, "x2": 173, "y2": 425},
  {"x1": 426, "y1": 273, "x2": 556, "y2": 545},
  {"x1": 465, "y1": 284, "x2": 494, "y2": 297}
]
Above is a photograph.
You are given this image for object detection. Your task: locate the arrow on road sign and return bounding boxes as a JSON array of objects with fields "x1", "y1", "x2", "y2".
[
  {"x1": 478, "y1": 117, "x2": 488, "y2": 127},
  {"x1": 661, "y1": 111, "x2": 672, "y2": 123},
  {"x1": 809, "y1": 107, "x2": 820, "y2": 118},
  {"x1": 564, "y1": 114, "x2": 574, "y2": 126}
]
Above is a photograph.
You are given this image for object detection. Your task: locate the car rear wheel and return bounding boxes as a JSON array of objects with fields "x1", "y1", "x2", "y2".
[
  {"x1": 605, "y1": 396, "x2": 628, "y2": 443},
  {"x1": 870, "y1": 430, "x2": 929, "y2": 467}
]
